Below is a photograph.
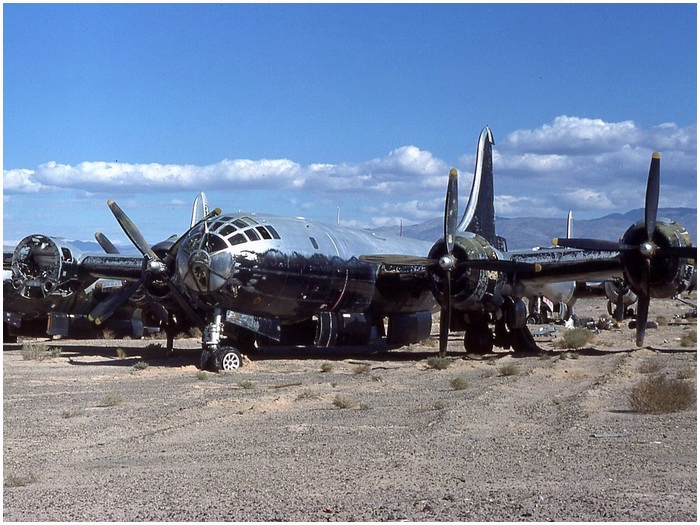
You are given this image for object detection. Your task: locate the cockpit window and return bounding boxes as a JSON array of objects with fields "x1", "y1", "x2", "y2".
[
  {"x1": 266, "y1": 225, "x2": 281, "y2": 239},
  {"x1": 244, "y1": 228, "x2": 260, "y2": 241},
  {"x1": 230, "y1": 233, "x2": 246, "y2": 246},
  {"x1": 256, "y1": 226, "x2": 272, "y2": 240},
  {"x1": 219, "y1": 224, "x2": 236, "y2": 236},
  {"x1": 203, "y1": 234, "x2": 227, "y2": 253}
]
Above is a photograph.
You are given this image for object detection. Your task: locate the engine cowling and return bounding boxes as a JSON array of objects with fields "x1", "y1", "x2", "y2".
[
  {"x1": 620, "y1": 219, "x2": 695, "y2": 299},
  {"x1": 10, "y1": 235, "x2": 82, "y2": 299},
  {"x1": 427, "y1": 234, "x2": 505, "y2": 311}
]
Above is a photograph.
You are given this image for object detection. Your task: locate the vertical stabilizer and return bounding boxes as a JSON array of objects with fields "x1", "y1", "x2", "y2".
[
  {"x1": 457, "y1": 127, "x2": 497, "y2": 246},
  {"x1": 566, "y1": 210, "x2": 573, "y2": 239},
  {"x1": 190, "y1": 192, "x2": 210, "y2": 228}
]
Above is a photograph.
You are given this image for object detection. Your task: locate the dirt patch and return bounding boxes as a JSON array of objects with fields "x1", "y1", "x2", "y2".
[{"x1": 3, "y1": 295, "x2": 696, "y2": 521}]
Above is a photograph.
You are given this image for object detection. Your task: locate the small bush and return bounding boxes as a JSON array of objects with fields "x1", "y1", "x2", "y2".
[
  {"x1": 680, "y1": 329, "x2": 697, "y2": 348},
  {"x1": 352, "y1": 364, "x2": 371, "y2": 375},
  {"x1": 295, "y1": 390, "x2": 320, "y2": 401},
  {"x1": 449, "y1": 376, "x2": 469, "y2": 390},
  {"x1": 498, "y1": 363, "x2": 520, "y2": 377},
  {"x1": 426, "y1": 356, "x2": 451, "y2": 370},
  {"x1": 655, "y1": 315, "x2": 669, "y2": 326},
  {"x1": 628, "y1": 374, "x2": 695, "y2": 414},
  {"x1": 676, "y1": 367, "x2": 696, "y2": 380},
  {"x1": 21, "y1": 342, "x2": 59, "y2": 361},
  {"x1": 332, "y1": 394, "x2": 358, "y2": 409},
  {"x1": 638, "y1": 358, "x2": 663, "y2": 374},
  {"x1": 132, "y1": 361, "x2": 149, "y2": 370},
  {"x1": 116, "y1": 347, "x2": 127, "y2": 358},
  {"x1": 100, "y1": 394, "x2": 123, "y2": 407},
  {"x1": 555, "y1": 328, "x2": 595, "y2": 349},
  {"x1": 61, "y1": 407, "x2": 85, "y2": 419},
  {"x1": 4, "y1": 472, "x2": 38, "y2": 488},
  {"x1": 195, "y1": 370, "x2": 208, "y2": 380},
  {"x1": 237, "y1": 380, "x2": 256, "y2": 390},
  {"x1": 320, "y1": 362, "x2": 334, "y2": 373}
]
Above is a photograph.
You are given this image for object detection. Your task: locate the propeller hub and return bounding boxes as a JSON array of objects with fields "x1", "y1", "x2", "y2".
[
  {"x1": 439, "y1": 255, "x2": 455, "y2": 271},
  {"x1": 639, "y1": 241, "x2": 655, "y2": 257},
  {"x1": 146, "y1": 259, "x2": 167, "y2": 276}
]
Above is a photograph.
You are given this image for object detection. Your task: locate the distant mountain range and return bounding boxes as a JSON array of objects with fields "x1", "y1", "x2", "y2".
[
  {"x1": 375, "y1": 207, "x2": 697, "y2": 251},
  {"x1": 5, "y1": 208, "x2": 695, "y2": 254}
]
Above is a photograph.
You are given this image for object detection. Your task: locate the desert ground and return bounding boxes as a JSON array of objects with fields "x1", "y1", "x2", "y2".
[{"x1": 3, "y1": 293, "x2": 697, "y2": 522}]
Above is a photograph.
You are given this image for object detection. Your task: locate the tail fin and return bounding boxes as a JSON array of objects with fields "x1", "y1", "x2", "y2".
[
  {"x1": 458, "y1": 126, "x2": 497, "y2": 247},
  {"x1": 190, "y1": 192, "x2": 210, "y2": 228},
  {"x1": 566, "y1": 210, "x2": 573, "y2": 239}
]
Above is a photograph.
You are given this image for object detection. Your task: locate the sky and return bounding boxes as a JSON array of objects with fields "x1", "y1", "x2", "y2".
[{"x1": 3, "y1": 2, "x2": 697, "y2": 248}]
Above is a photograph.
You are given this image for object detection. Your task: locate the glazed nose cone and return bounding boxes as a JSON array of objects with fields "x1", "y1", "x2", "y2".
[{"x1": 178, "y1": 246, "x2": 232, "y2": 293}]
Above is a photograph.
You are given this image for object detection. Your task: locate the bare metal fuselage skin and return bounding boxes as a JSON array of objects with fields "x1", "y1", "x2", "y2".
[{"x1": 175, "y1": 213, "x2": 437, "y2": 322}]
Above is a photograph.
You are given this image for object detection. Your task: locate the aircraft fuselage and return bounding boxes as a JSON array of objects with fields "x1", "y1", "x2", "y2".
[{"x1": 175, "y1": 213, "x2": 437, "y2": 323}]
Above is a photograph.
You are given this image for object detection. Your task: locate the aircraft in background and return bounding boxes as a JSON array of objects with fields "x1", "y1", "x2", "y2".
[{"x1": 4, "y1": 128, "x2": 696, "y2": 370}]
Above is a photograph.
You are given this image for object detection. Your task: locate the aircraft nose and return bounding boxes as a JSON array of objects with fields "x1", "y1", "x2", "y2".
[{"x1": 177, "y1": 243, "x2": 232, "y2": 294}]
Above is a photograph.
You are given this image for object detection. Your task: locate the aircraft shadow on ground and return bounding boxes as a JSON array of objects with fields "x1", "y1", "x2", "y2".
[{"x1": 4, "y1": 337, "x2": 694, "y2": 369}]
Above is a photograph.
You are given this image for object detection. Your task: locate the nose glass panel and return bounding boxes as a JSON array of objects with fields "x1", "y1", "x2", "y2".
[{"x1": 177, "y1": 230, "x2": 233, "y2": 293}]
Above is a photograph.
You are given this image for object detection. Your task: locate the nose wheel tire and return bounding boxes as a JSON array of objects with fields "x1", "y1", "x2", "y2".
[{"x1": 215, "y1": 346, "x2": 243, "y2": 371}]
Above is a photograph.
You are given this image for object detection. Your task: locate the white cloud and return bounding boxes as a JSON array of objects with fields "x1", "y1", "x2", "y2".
[
  {"x1": 3, "y1": 168, "x2": 50, "y2": 193},
  {"x1": 499, "y1": 115, "x2": 642, "y2": 155},
  {"x1": 4, "y1": 116, "x2": 696, "y2": 228}
]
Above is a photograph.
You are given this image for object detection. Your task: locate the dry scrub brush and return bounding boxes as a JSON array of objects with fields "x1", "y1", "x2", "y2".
[{"x1": 628, "y1": 374, "x2": 695, "y2": 414}]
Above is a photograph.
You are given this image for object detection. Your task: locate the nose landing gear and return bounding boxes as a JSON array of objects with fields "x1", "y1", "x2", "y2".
[{"x1": 199, "y1": 308, "x2": 244, "y2": 371}]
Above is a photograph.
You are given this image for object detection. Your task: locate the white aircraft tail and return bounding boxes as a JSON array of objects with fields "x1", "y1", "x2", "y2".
[{"x1": 190, "y1": 192, "x2": 210, "y2": 228}]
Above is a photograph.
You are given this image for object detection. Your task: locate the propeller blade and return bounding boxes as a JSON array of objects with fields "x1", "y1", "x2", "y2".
[
  {"x1": 661, "y1": 245, "x2": 697, "y2": 259},
  {"x1": 614, "y1": 289, "x2": 625, "y2": 322},
  {"x1": 444, "y1": 169, "x2": 459, "y2": 254},
  {"x1": 107, "y1": 200, "x2": 159, "y2": 260},
  {"x1": 164, "y1": 280, "x2": 206, "y2": 330},
  {"x1": 635, "y1": 293, "x2": 650, "y2": 347},
  {"x1": 438, "y1": 271, "x2": 451, "y2": 358},
  {"x1": 94, "y1": 232, "x2": 119, "y2": 254},
  {"x1": 635, "y1": 258, "x2": 651, "y2": 346},
  {"x1": 88, "y1": 277, "x2": 145, "y2": 325},
  {"x1": 644, "y1": 153, "x2": 661, "y2": 241}
]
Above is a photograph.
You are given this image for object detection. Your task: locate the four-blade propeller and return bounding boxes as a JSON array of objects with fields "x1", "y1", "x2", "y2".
[
  {"x1": 88, "y1": 200, "x2": 220, "y2": 330},
  {"x1": 554, "y1": 153, "x2": 696, "y2": 346}
]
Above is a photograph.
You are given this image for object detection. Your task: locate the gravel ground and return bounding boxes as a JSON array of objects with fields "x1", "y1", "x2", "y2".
[{"x1": 3, "y1": 294, "x2": 697, "y2": 521}]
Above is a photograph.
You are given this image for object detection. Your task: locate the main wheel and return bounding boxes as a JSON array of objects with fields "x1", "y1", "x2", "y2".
[{"x1": 215, "y1": 346, "x2": 243, "y2": 371}]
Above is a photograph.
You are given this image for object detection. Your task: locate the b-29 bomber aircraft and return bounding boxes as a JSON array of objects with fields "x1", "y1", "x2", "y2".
[{"x1": 4, "y1": 127, "x2": 696, "y2": 371}]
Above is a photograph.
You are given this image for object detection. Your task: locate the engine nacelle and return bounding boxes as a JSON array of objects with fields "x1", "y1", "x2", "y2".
[
  {"x1": 620, "y1": 219, "x2": 695, "y2": 299},
  {"x1": 604, "y1": 279, "x2": 637, "y2": 307},
  {"x1": 427, "y1": 234, "x2": 506, "y2": 311},
  {"x1": 10, "y1": 235, "x2": 82, "y2": 299}
]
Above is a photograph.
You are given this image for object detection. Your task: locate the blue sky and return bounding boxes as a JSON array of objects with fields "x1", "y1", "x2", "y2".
[{"x1": 3, "y1": 3, "x2": 697, "y2": 248}]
